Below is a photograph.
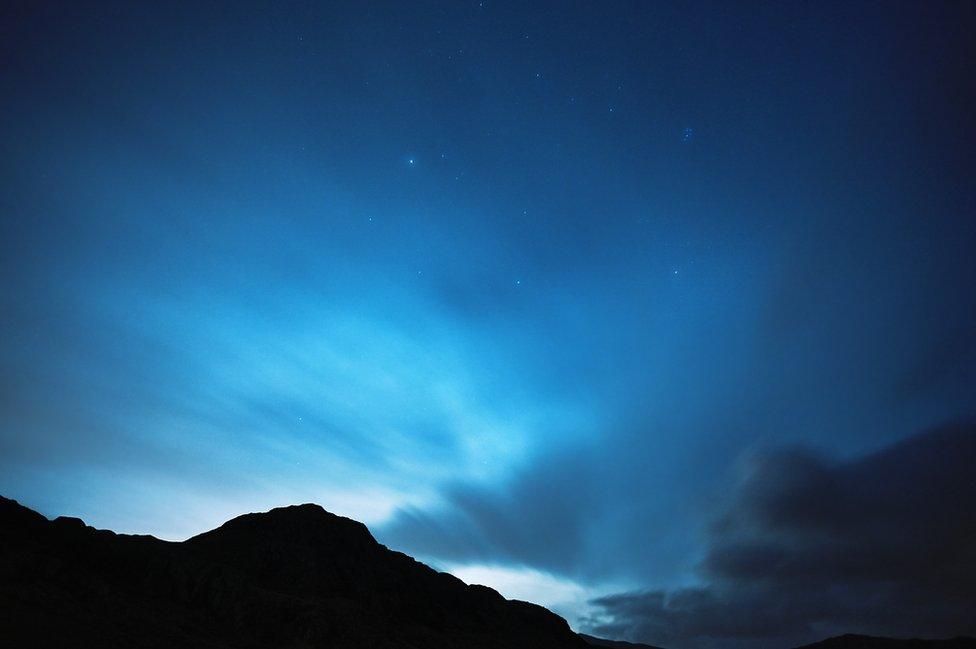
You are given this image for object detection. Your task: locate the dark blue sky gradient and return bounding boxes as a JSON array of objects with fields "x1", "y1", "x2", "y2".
[{"x1": 2, "y1": 2, "x2": 975, "y2": 646}]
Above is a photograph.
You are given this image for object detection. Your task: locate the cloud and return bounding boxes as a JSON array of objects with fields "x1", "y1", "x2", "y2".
[
  {"x1": 582, "y1": 421, "x2": 976, "y2": 648},
  {"x1": 444, "y1": 563, "x2": 615, "y2": 630},
  {"x1": 379, "y1": 446, "x2": 600, "y2": 577}
]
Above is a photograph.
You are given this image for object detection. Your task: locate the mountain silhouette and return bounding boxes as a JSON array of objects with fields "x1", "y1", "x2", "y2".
[
  {"x1": 0, "y1": 496, "x2": 589, "y2": 648},
  {"x1": 2, "y1": 496, "x2": 974, "y2": 649}
]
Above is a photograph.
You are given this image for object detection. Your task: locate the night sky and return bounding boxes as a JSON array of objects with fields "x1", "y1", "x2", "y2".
[{"x1": 2, "y1": 2, "x2": 975, "y2": 647}]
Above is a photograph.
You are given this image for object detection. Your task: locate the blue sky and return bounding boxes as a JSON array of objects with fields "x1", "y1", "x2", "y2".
[{"x1": 2, "y1": 2, "x2": 975, "y2": 647}]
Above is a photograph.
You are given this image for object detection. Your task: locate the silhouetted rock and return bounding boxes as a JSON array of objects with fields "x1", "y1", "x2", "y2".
[{"x1": 0, "y1": 496, "x2": 588, "y2": 648}]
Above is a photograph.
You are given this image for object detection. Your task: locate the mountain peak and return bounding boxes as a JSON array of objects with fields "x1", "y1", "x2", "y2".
[
  {"x1": 0, "y1": 496, "x2": 589, "y2": 648},
  {"x1": 187, "y1": 501, "x2": 377, "y2": 549}
]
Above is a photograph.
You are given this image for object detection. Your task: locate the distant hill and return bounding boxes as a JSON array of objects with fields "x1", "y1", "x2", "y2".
[{"x1": 795, "y1": 635, "x2": 976, "y2": 649}]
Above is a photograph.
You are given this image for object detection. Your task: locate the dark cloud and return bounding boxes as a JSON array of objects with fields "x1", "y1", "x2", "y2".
[
  {"x1": 583, "y1": 422, "x2": 976, "y2": 648},
  {"x1": 380, "y1": 447, "x2": 600, "y2": 577}
]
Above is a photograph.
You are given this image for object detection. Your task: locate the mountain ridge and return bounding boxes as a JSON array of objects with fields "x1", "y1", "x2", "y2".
[
  {"x1": 0, "y1": 495, "x2": 586, "y2": 648},
  {"x1": 2, "y1": 496, "x2": 974, "y2": 649}
]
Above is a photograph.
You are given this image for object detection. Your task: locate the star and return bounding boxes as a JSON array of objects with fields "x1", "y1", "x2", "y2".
[{"x1": 408, "y1": 157, "x2": 416, "y2": 165}]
